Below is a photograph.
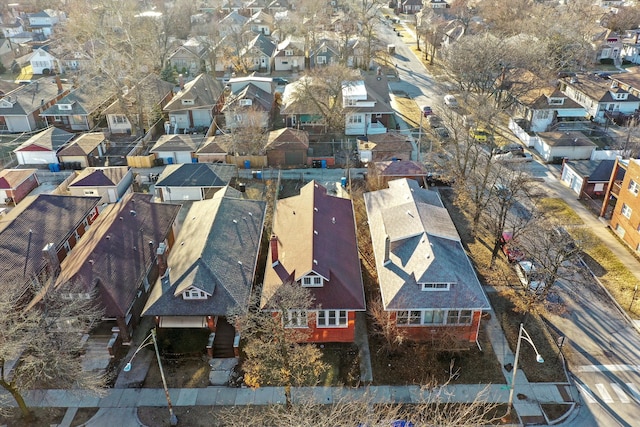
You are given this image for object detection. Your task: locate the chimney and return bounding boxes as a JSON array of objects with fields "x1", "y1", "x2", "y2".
[
  {"x1": 55, "y1": 74, "x2": 63, "y2": 93},
  {"x1": 179, "y1": 74, "x2": 184, "y2": 90},
  {"x1": 157, "y1": 242, "x2": 168, "y2": 277},
  {"x1": 42, "y1": 242, "x2": 60, "y2": 278},
  {"x1": 270, "y1": 235, "x2": 279, "y2": 267},
  {"x1": 383, "y1": 235, "x2": 391, "y2": 266}
]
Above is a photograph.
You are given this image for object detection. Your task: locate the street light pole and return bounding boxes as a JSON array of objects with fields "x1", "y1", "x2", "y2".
[
  {"x1": 124, "y1": 328, "x2": 178, "y2": 426},
  {"x1": 417, "y1": 113, "x2": 423, "y2": 163},
  {"x1": 506, "y1": 323, "x2": 544, "y2": 420}
]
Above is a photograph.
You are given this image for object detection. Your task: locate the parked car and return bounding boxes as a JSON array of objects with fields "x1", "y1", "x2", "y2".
[
  {"x1": 515, "y1": 260, "x2": 545, "y2": 293},
  {"x1": 426, "y1": 115, "x2": 442, "y2": 127},
  {"x1": 434, "y1": 126, "x2": 450, "y2": 140},
  {"x1": 493, "y1": 144, "x2": 523, "y2": 155},
  {"x1": 462, "y1": 115, "x2": 475, "y2": 128},
  {"x1": 444, "y1": 94, "x2": 458, "y2": 108},
  {"x1": 470, "y1": 128, "x2": 491, "y2": 142},
  {"x1": 421, "y1": 105, "x2": 433, "y2": 117},
  {"x1": 500, "y1": 232, "x2": 525, "y2": 263},
  {"x1": 494, "y1": 151, "x2": 533, "y2": 163},
  {"x1": 272, "y1": 77, "x2": 289, "y2": 86}
]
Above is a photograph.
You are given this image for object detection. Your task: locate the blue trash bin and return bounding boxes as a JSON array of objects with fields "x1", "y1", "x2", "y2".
[
  {"x1": 167, "y1": 157, "x2": 174, "y2": 165},
  {"x1": 321, "y1": 159, "x2": 327, "y2": 168},
  {"x1": 256, "y1": 170, "x2": 262, "y2": 179},
  {"x1": 341, "y1": 177, "x2": 347, "y2": 188},
  {"x1": 244, "y1": 160, "x2": 251, "y2": 169},
  {"x1": 191, "y1": 157, "x2": 198, "y2": 163}
]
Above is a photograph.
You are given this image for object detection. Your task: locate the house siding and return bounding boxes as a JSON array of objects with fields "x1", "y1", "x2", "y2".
[
  {"x1": 1, "y1": 173, "x2": 39, "y2": 205},
  {"x1": 274, "y1": 311, "x2": 357, "y2": 343},
  {"x1": 611, "y1": 160, "x2": 640, "y2": 252}
]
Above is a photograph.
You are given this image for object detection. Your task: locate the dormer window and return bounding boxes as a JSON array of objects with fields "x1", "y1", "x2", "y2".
[
  {"x1": 302, "y1": 275, "x2": 323, "y2": 287},
  {"x1": 285, "y1": 50, "x2": 293, "y2": 56},
  {"x1": 548, "y1": 98, "x2": 564, "y2": 106},
  {"x1": 183, "y1": 287, "x2": 208, "y2": 300},
  {"x1": 421, "y1": 282, "x2": 451, "y2": 291},
  {"x1": 615, "y1": 92, "x2": 628, "y2": 100},
  {"x1": 58, "y1": 104, "x2": 72, "y2": 111}
]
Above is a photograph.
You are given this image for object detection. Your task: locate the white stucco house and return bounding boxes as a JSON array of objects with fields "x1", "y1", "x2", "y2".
[{"x1": 342, "y1": 74, "x2": 395, "y2": 136}]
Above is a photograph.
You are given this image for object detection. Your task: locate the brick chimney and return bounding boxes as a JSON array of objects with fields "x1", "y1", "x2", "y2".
[
  {"x1": 42, "y1": 242, "x2": 60, "y2": 278},
  {"x1": 55, "y1": 74, "x2": 63, "y2": 93},
  {"x1": 179, "y1": 74, "x2": 184, "y2": 90},
  {"x1": 270, "y1": 235, "x2": 279, "y2": 267},
  {"x1": 157, "y1": 242, "x2": 168, "y2": 277}
]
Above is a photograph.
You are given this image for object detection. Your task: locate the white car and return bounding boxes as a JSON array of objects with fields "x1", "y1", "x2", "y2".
[
  {"x1": 444, "y1": 94, "x2": 458, "y2": 108},
  {"x1": 494, "y1": 151, "x2": 533, "y2": 163},
  {"x1": 516, "y1": 261, "x2": 545, "y2": 293}
]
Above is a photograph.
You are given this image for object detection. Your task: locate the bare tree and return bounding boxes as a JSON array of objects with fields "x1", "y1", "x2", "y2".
[
  {"x1": 230, "y1": 281, "x2": 328, "y2": 408},
  {"x1": 0, "y1": 281, "x2": 105, "y2": 421}
]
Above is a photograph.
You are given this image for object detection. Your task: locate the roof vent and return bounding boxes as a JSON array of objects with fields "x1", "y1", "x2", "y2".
[
  {"x1": 238, "y1": 260, "x2": 243, "y2": 265},
  {"x1": 314, "y1": 230, "x2": 318, "y2": 235},
  {"x1": 332, "y1": 217, "x2": 335, "y2": 224},
  {"x1": 248, "y1": 212, "x2": 253, "y2": 216},
  {"x1": 314, "y1": 207, "x2": 318, "y2": 212},
  {"x1": 313, "y1": 259, "x2": 318, "y2": 265},
  {"x1": 88, "y1": 259, "x2": 95, "y2": 265},
  {"x1": 119, "y1": 216, "x2": 123, "y2": 220},
  {"x1": 233, "y1": 219, "x2": 238, "y2": 224},
  {"x1": 130, "y1": 210, "x2": 136, "y2": 216}
]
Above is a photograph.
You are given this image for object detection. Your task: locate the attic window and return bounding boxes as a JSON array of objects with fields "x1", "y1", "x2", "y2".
[
  {"x1": 548, "y1": 98, "x2": 564, "y2": 105},
  {"x1": 183, "y1": 288, "x2": 208, "y2": 300},
  {"x1": 285, "y1": 50, "x2": 293, "y2": 56},
  {"x1": 421, "y1": 283, "x2": 451, "y2": 291},
  {"x1": 239, "y1": 99, "x2": 252, "y2": 106},
  {"x1": 181, "y1": 99, "x2": 195, "y2": 105},
  {"x1": 58, "y1": 104, "x2": 72, "y2": 111},
  {"x1": 302, "y1": 275, "x2": 323, "y2": 287}
]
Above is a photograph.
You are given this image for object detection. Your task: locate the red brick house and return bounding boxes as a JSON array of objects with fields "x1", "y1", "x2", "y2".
[
  {"x1": 363, "y1": 178, "x2": 490, "y2": 346},
  {"x1": 54, "y1": 193, "x2": 182, "y2": 342},
  {"x1": 603, "y1": 158, "x2": 640, "y2": 252},
  {"x1": 0, "y1": 168, "x2": 39, "y2": 206},
  {"x1": 261, "y1": 181, "x2": 366, "y2": 343},
  {"x1": 0, "y1": 194, "x2": 101, "y2": 309}
]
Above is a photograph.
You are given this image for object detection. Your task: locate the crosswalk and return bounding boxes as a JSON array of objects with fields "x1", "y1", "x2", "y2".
[{"x1": 576, "y1": 381, "x2": 640, "y2": 405}]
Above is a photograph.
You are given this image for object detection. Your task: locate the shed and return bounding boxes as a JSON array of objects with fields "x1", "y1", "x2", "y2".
[{"x1": 534, "y1": 131, "x2": 597, "y2": 162}]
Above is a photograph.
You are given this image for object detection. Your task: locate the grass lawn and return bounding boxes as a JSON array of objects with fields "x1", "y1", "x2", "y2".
[{"x1": 539, "y1": 198, "x2": 584, "y2": 225}]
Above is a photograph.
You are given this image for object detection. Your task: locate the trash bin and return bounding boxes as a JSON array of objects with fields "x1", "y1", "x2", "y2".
[
  {"x1": 341, "y1": 177, "x2": 347, "y2": 188},
  {"x1": 256, "y1": 170, "x2": 262, "y2": 179},
  {"x1": 238, "y1": 183, "x2": 246, "y2": 193},
  {"x1": 167, "y1": 158, "x2": 174, "y2": 165},
  {"x1": 244, "y1": 160, "x2": 251, "y2": 169},
  {"x1": 321, "y1": 160, "x2": 327, "y2": 168}
]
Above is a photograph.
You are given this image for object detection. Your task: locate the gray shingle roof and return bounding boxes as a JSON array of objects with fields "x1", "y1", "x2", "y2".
[
  {"x1": 143, "y1": 188, "x2": 266, "y2": 317},
  {"x1": 155, "y1": 163, "x2": 236, "y2": 187},
  {"x1": 364, "y1": 179, "x2": 490, "y2": 312},
  {"x1": 149, "y1": 134, "x2": 205, "y2": 152}
]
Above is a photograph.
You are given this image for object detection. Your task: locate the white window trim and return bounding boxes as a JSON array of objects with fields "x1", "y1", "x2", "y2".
[
  {"x1": 396, "y1": 309, "x2": 473, "y2": 326},
  {"x1": 421, "y1": 282, "x2": 451, "y2": 291},
  {"x1": 183, "y1": 287, "x2": 208, "y2": 300},
  {"x1": 301, "y1": 275, "x2": 323, "y2": 287},
  {"x1": 629, "y1": 180, "x2": 639, "y2": 196},
  {"x1": 284, "y1": 310, "x2": 308, "y2": 328},
  {"x1": 621, "y1": 203, "x2": 632, "y2": 219},
  {"x1": 317, "y1": 309, "x2": 348, "y2": 328}
]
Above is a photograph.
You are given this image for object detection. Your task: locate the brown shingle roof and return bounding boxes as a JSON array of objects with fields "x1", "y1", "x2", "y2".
[
  {"x1": 0, "y1": 169, "x2": 37, "y2": 189},
  {"x1": 57, "y1": 132, "x2": 106, "y2": 156},
  {"x1": 262, "y1": 181, "x2": 365, "y2": 311},
  {"x1": 265, "y1": 127, "x2": 309, "y2": 150}
]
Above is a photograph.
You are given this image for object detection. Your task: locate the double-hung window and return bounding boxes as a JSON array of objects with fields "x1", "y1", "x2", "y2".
[
  {"x1": 284, "y1": 310, "x2": 307, "y2": 328},
  {"x1": 446, "y1": 310, "x2": 473, "y2": 325},
  {"x1": 629, "y1": 180, "x2": 639, "y2": 196},
  {"x1": 317, "y1": 310, "x2": 348, "y2": 327},
  {"x1": 621, "y1": 203, "x2": 632, "y2": 219}
]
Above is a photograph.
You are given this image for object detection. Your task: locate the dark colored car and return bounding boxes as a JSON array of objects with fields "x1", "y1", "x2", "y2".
[
  {"x1": 421, "y1": 105, "x2": 433, "y2": 117},
  {"x1": 425, "y1": 172, "x2": 453, "y2": 187},
  {"x1": 434, "y1": 126, "x2": 450, "y2": 139},
  {"x1": 273, "y1": 77, "x2": 289, "y2": 86},
  {"x1": 500, "y1": 232, "x2": 525, "y2": 263}
]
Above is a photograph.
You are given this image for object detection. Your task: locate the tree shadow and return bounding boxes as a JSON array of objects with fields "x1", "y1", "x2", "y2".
[{"x1": 580, "y1": 252, "x2": 607, "y2": 278}]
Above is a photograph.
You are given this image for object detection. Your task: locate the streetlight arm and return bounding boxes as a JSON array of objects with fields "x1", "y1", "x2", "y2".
[
  {"x1": 123, "y1": 332, "x2": 155, "y2": 372},
  {"x1": 506, "y1": 323, "x2": 544, "y2": 420}
]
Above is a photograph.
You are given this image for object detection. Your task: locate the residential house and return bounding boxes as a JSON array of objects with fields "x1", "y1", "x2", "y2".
[
  {"x1": 41, "y1": 77, "x2": 116, "y2": 132},
  {"x1": 102, "y1": 74, "x2": 175, "y2": 136},
  {"x1": 247, "y1": 0, "x2": 269, "y2": 15},
  {"x1": 0, "y1": 77, "x2": 71, "y2": 132},
  {"x1": 222, "y1": 82, "x2": 274, "y2": 130},
  {"x1": 533, "y1": 131, "x2": 597, "y2": 162},
  {"x1": 221, "y1": 0, "x2": 245, "y2": 15},
  {"x1": 401, "y1": 0, "x2": 424, "y2": 14},
  {"x1": 427, "y1": 0, "x2": 449, "y2": 9},
  {"x1": 309, "y1": 40, "x2": 339, "y2": 67},
  {"x1": 0, "y1": 169, "x2": 39, "y2": 206},
  {"x1": 168, "y1": 37, "x2": 209, "y2": 76},
  {"x1": 247, "y1": 10, "x2": 274, "y2": 36},
  {"x1": 267, "y1": 0, "x2": 290, "y2": 14},
  {"x1": 592, "y1": 29, "x2": 623, "y2": 66},
  {"x1": 602, "y1": 158, "x2": 640, "y2": 252},
  {"x1": 163, "y1": 73, "x2": 224, "y2": 133},
  {"x1": 154, "y1": 163, "x2": 237, "y2": 202},
  {"x1": 273, "y1": 37, "x2": 305, "y2": 71},
  {"x1": 262, "y1": 181, "x2": 366, "y2": 343},
  {"x1": 54, "y1": 193, "x2": 181, "y2": 342},
  {"x1": 342, "y1": 74, "x2": 394, "y2": 136},
  {"x1": 372, "y1": 160, "x2": 429, "y2": 186},
  {"x1": 218, "y1": 11, "x2": 248, "y2": 38},
  {"x1": 0, "y1": 19, "x2": 24, "y2": 38},
  {"x1": 27, "y1": 47, "x2": 61, "y2": 74},
  {"x1": 0, "y1": 194, "x2": 100, "y2": 307},
  {"x1": 241, "y1": 33, "x2": 276, "y2": 72},
  {"x1": 67, "y1": 166, "x2": 133, "y2": 204},
  {"x1": 56, "y1": 132, "x2": 107, "y2": 168},
  {"x1": 280, "y1": 76, "x2": 327, "y2": 132},
  {"x1": 621, "y1": 31, "x2": 640, "y2": 65},
  {"x1": 561, "y1": 159, "x2": 623, "y2": 200},
  {"x1": 9, "y1": 31, "x2": 37, "y2": 45},
  {"x1": 26, "y1": 9, "x2": 63, "y2": 38},
  {"x1": 608, "y1": 67, "x2": 640, "y2": 100},
  {"x1": 506, "y1": 70, "x2": 587, "y2": 133},
  {"x1": 143, "y1": 187, "x2": 266, "y2": 358},
  {"x1": 0, "y1": 39, "x2": 18, "y2": 69},
  {"x1": 13, "y1": 127, "x2": 75, "y2": 165},
  {"x1": 357, "y1": 132, "x2": 413, "y2": 163},
  {"x1": 194, "y1": 136, "x2": 228, "y2": 163},
  {"x1": 364, "y1": 178, "x2": 491, "y2": 345},
  {"x1": 149, "y1": 134, "x2": 205, "y2": 165},
  {"x1": 265, "y1": 127, "x2": 309, "y2": 166},
  {"x1": 560, "y1": 73, "x2": 640, "y2": 124}
]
